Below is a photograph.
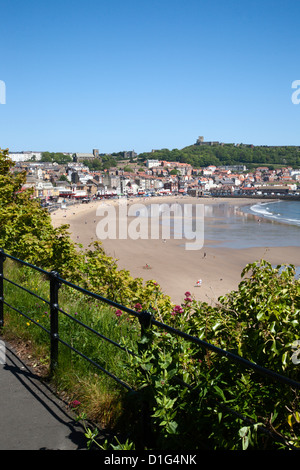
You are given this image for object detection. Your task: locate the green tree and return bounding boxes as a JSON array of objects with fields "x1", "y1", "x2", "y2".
[
  {"x1": 59, "y1": 174, "x2": 69, "y2": 182},
  {"x1": 41, "y1": 152, "x2": 53, "y2": 162},
  {"x1": 123, "y1": 165, "x2": 132, "y2": 172},
  {"x1": 41, "y1": 152, "x2": 72, "y2": 164},
  {"x1": 0, "y1": 148, "x2": 81, "y2": 275}
]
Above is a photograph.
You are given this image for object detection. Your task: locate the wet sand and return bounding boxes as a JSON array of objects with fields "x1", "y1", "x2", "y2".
[{"x1": 51, "y1": 196, "x2": 300, "y2": 305}]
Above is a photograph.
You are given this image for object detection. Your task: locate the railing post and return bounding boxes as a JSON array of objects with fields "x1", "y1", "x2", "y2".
[
  {"x1": 138, "y1": 309, "x2": 155, "y2": 355},
  {"x1": 0, "y1": 249, "x2": 6, "y2": 328},
  {"x1": 49, "y1": 270, "x2": 61, "y2": 373},
  {"x1": 138, "y1": 310, "x2": 154, "y2": 339}
]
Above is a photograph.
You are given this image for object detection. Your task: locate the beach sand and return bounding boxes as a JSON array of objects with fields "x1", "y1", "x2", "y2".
[{"x1": 51, "y1": 196, "x2": 300, "y2": 305}]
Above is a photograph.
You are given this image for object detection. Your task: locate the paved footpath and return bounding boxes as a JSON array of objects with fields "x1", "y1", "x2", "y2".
[{"x1": 0, "y1": 338, "x2": 87, "y2": 450}]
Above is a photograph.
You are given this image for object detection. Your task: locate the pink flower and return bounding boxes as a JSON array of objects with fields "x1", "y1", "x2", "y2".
[
  {"x1": 184, "y1": 297, "x2": 192, "y2": 303},
  {"x1": 171, "y1": 305, "x2": 183, "y2": 315},
  {"x1": 115, "y1": 309, "x2": 122, "y2": 317},
  {"x1": 184, "y1": 291, "x2": 191, "y2": 297},
  {"x1": 70, "y1": 400, "x2": 81, "y2": 408},
  {"x1": 134, "y1": 303, "x2": 142, "y2": 311}
]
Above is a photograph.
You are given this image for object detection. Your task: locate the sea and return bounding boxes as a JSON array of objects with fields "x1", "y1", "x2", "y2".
[
  {"x1": 202, "y1": 199, "x2": 300, "y2": 278},
  {"x1": 202, "y1": 199, "x2": 300, "y2": 248},
  {"x1": 135, "y1": 198, "x2": 300, "y2": 249},
  {"x1": 245, "y1": 200, "x2": 300, "y2": 228}
]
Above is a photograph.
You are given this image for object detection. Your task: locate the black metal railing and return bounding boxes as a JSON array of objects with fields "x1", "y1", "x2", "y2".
[{"x1": 1, "y1": 248, "x2": 300, "y2": 448}]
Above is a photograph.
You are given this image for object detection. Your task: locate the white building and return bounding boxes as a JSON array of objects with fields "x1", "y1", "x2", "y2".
[
  {"x1": 146, "y1": 159, "x2": 161, "y2": 169},
  {"x1": 78, "y1": 173, "x2": 93, "y2": 185},
  {"x1": 9, "y1": 151, "x2": 43, "y2": 162}
]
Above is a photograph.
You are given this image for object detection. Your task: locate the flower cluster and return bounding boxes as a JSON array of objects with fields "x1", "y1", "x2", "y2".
[
  {"x1": 70, "y1": 400, "x2": 81, "y2": 408},
  {"x1": 115, "y1": 309, "x2": 122, "y2": 317},
  {"x1": 170, "y1": 292, "x2": 194, "y2": 317},
  {"x1": 171, "y1": 305, "x2": 183, "y2": 316},
  {"x1": 184, "y1": 292, "x2": 192, "y2": 303}
]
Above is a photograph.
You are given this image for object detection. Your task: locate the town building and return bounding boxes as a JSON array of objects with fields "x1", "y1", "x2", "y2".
[{"x1": 9, "y1": 151, "x2": 43, "y2": 162}]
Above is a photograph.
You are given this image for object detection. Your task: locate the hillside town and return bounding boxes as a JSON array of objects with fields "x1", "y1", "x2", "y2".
[{"x1": 10, "y1": 149, "x2": 300, "y2": 207}]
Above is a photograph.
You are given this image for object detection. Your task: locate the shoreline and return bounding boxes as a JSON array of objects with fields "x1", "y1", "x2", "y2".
[{"x1": 50, "y1": 196, "x2": 300, "y2": 305}]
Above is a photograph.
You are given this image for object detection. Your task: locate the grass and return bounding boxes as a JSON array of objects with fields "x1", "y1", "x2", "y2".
[{"x1": 1, "y1": 258, "x2": 141, "y2": 429}]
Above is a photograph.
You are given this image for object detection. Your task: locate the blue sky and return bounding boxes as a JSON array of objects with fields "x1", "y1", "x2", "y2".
[{"x1": 1, "y1": 0, "x2": 300, "y2": 154}]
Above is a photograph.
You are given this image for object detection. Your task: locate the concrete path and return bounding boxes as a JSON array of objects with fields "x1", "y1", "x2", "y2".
[{"x1": 0, "y1": 338, "x2": 87, "y2": 450}]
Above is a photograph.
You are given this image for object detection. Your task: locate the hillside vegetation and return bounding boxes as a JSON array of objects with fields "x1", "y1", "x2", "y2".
[{"x1": 138, "y1": 144, "x2": 300, "y2": 169}]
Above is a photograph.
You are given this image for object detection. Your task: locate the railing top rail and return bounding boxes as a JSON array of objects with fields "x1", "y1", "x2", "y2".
[
  {"x1": 56, "y1": 275, "x2": 140, "y2": 317},
  {"x1": 0, "y1": 250, "x2": 51, "y2": 276}
]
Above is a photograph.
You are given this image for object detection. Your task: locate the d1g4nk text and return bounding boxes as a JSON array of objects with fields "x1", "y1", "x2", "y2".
[{"x1": 104, "y1": 454, "x2": 197, "y2": 466}]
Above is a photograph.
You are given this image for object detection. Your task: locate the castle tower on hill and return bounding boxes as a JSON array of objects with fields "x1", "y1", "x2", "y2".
[{"x1": 195, "y1": 136, "x2": 220, "y2": 146}]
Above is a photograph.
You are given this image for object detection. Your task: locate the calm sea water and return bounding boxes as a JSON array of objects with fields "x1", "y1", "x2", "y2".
[
  {"x1": 137, "y1": 199, "x2": 300, "y2": 249},
  {"x1": 202, "y1": 200, "x2": 300, "y2": 278},
  {"x1": 202, "y1": 200, "x2": 300, "y2": 249}
]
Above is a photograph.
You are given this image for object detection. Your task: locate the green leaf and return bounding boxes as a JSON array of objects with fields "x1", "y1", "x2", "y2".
[
  {"x1": 281, "y1": 351, "x2": 288, "y2": 367},
  {"x1": 213, "y1": 385, "x2": 226, "y2": 401},
  {"x1": 256, "y1": 310, "x2": 265, "y2": 321},
  {"x1": 212, "y1": 322, "x2": 222, "y2": 331},
  {"x1": 271, "y1": 340, "x2": 279, "y2": 355},
  {"x1": 166, "y1": 421, "x2": 178, "y2": 434}
]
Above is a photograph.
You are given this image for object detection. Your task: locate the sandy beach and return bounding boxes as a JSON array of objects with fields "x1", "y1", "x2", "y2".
[{"x1": 51, "y1": 196, "x2": 300, "y2": 305}]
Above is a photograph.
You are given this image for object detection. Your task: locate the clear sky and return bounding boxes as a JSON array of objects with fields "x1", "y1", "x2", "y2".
[{"x1": 1, "y1": 0, "x2": 300, "y2": 154}]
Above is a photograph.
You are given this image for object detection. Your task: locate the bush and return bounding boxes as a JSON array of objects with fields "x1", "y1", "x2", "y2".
[{"x1": 126, "y1": 263, "x2": 300, "y2": 450}]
